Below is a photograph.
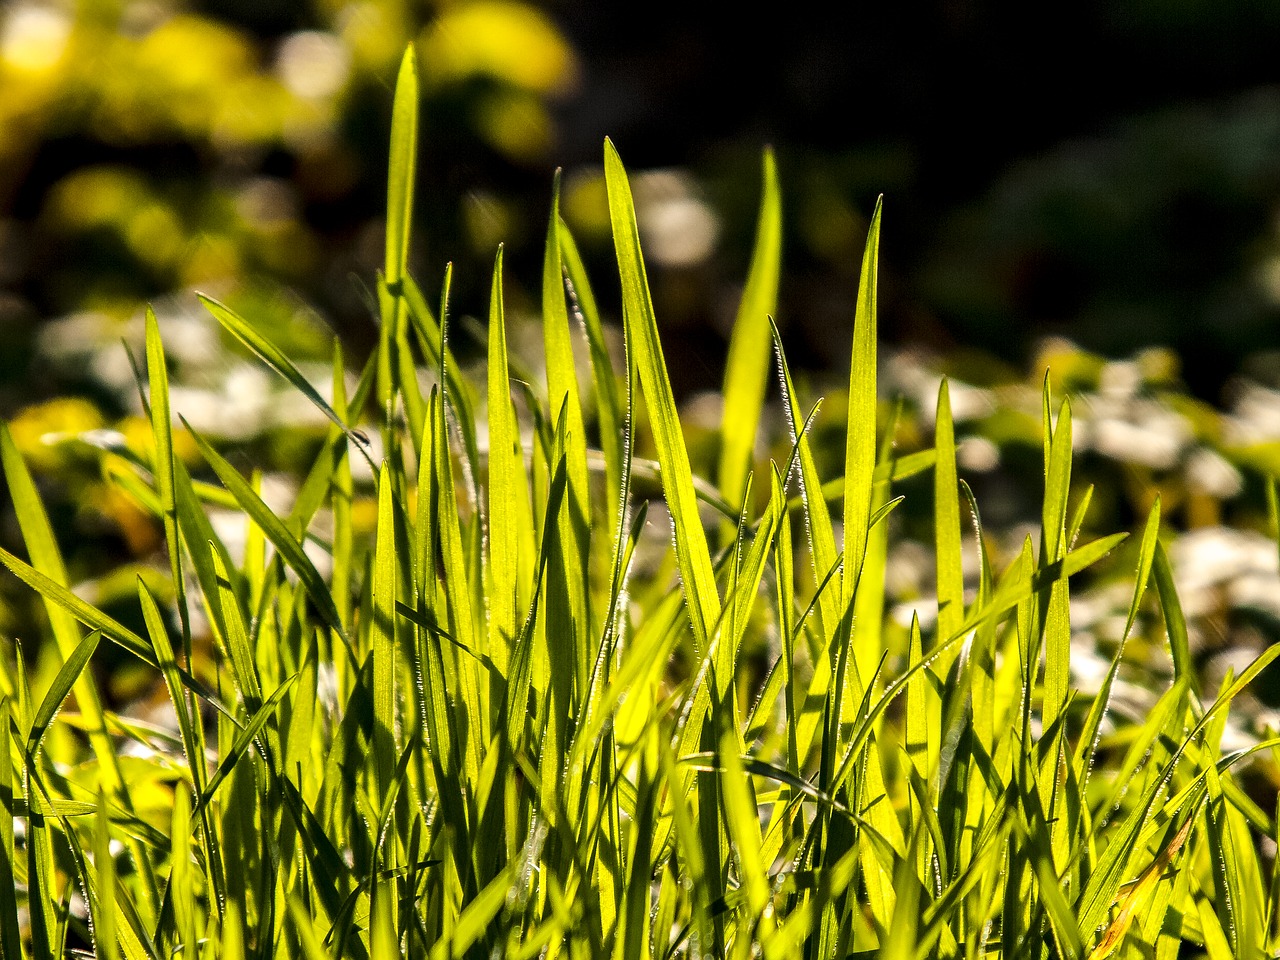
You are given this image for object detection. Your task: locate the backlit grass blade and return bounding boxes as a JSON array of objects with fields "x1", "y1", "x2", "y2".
[
  {"x1": 841, "y1": 196, "x2": 883, "y2": 601},
  {"x1": 402, "y1": 274, "x2": 482, "y2": 491},
  {"x1": 1076, "y1": 642, "x2": 1280, "y2": 942},
  {"x1": 557, "y1": 216, "x2": 624, "y2": 536},
  {"x1": 485, "y1": 247, "x2": 527, "y2": 675},
  {"x1": 934, "y1": 379, "x2": 964, "y2": 650},
  {"x1": 186, "y1": 422, "x2": 347, "y2": 642},
  {"x1": 1073, "y1": 497, "x2": 1162, "y2": 788},
  {"x1": 931, "y1": 378, "x2": 963, "y2": 799},
  {"x1": 542, "y1": 173, "x2": 592, "y2": 688},
  {"x1": 770, "y1": 319, "x2": 839, "y2": 763},
  {"x1": 210, "y1": 548, "x2": 262, "y2": 712},
  {"x1": 719, "y1": 147, "x2": 782, "y2": 510},
  {"x1": 0, "y1": 547, "x2": 230, "y2": 716},
  {"x1": 1042, "y1": 397, "x2": 1073, "y2": 730},
  {"x1": 372, "y1": 465, "x2": 399, "y2": 798},
  {"x1": 429, "y1": 354, "x2": 485, "y2": 775},
  {"x1": 25, "y1": 628, "x2": 99, "y2": 757},
  {"x1": 385, "y1": 45, "x2": 417, "y2": 294},
  {"x1": 0, "y1": 423, "x2": 131, "y2": 799},
  {"x1": 144, "y1": 308, "x2": 193, "y2": 663},
  {"x1": 0, "y1": 697, "x2": 20, "y2": 960},
  {"x1": 94, "y1": 790, "x2": 119, "y2": 960},
  {"x1": 192, "y1": 675, "x2": 299, "y2": 819},
  {"x1": 197, "y1": 295, "x2": 375, "y2": 472},
  {"x1": 1152, "y1": 542, "x2": 1197, "y2": 698},
  {"x1": 605, "y1": 138, "x2": 721, "y2": 653}
]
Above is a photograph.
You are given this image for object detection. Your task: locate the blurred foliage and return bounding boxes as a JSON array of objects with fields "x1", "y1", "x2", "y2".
[{"x1": 0, "y1": 0, "x2": 581, "y2": 413}]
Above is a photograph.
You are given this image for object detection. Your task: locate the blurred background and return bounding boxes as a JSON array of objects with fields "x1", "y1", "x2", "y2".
[
  {"x1": 8, "y1": 0, "x2": 1280, "y2": 695},
  {"x1": 5, "y1": 0, "x2": 1280, "y2": 407}
]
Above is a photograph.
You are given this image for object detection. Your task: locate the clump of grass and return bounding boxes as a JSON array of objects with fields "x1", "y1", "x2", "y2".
[{"x1": 2, "y1": 45, "x2": 1278, "y2": 960}]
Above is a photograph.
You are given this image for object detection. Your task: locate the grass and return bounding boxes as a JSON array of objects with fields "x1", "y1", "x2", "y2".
[{"x1": 2, "y1": 44, "x2": 1279, "y2": 959}]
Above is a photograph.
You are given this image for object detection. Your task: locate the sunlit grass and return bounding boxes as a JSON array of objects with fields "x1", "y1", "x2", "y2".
[{"x1": 1, "y1": 45, "x2": 1279, "y2": 960}]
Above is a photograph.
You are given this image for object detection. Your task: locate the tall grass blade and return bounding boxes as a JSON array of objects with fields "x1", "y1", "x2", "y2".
[
  {"x1": 719, "y1": 148, "x2": 782, "y2": 510},
  {"x1": 604, "y1": 138, "x2": 720, "y2": 652},
  {"x1": 198, "y1": 295, "x2": 374, "y2": 471},
  {"x1": 186, "y1": 423, "x2": 347, "y2": 642}
]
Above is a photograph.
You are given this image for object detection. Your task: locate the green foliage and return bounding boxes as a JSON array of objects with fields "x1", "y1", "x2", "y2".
[{"x1": 2, "y1": 46, "x2": 1279, "y2": 960}]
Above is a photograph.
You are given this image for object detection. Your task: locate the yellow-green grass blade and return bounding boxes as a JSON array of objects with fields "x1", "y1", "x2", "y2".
[
  {"x1": 198, "y1": 294, "x2": 375, "y2": 473},
  {"x1": 0, "y1": 697, "x2": 20, "y2": 960},
  {"x1": 0, "y1": 424, "x2": 131, "y2": 794},
  {"x1": 719, "y1": 147, "x2": 782, "y2": 510},
  {"x1": 557, "y1": 215, "x2": 624, "y2": 538},
  {"x1": 717, "y1": 725, "x2": 774, "y2": 947},
  {"x1": 605, "y1": 138, "x2": 720, "y2": 653},
  {"x1": 136, "y1": 579, "x2": 206, "y2": 791},
  {"x1": 1205, "y1": 760, "x2": 1263, "y2": 959},
  {"x1": 542, "y1": 173, "x2": 593, "y2": 689},
  {"x1": 1042, "y1": 398, "x2": 1073, "y2": 732},
  {"x1": 1152, "y1": 541, "x2": 1197, "y2": 699},
  {"x1": 847, "y1": 401, "x2": 899, "y2": 708},
  {"x1": 1123, "y1": 495, "x2": 1162, "y2": 643},
  {"x1": 286, "y1": 896, "x2": 334, "y2": 960},
  {"x1": 429, "y1": 378, "x2": 485, "y2": 776},
  {"x1": 485, "y1": 247, "x2": 528, "y2": 675},
  {"x1": 934, "y1": 379, "x2": 964, "y2": 653},
  {"x1": 384, "y1": 45, "x2": 417, "y2": 295},
  {"x1": 372, "y1": 465, "x2": 399, "y2": 798},
  {"x1": 1078, "y1": 642, "x2": 1280, "y2": 941},
  {"x1": 210, "y1": 546, "x2": 262, "y2": 715},
  {"x1": 144, "y1": 309, "x2": 196, "y2": 664},
  {"x1": 1073, "y1": 497, "x2": 1162, "y2": 787},
  {"x1": 192, "y1": 675, "x2": 299, "y2": 819},
  {"x1": 770, "y1": 319, "x2": 839, "y2": 763},
  {"x1": 23, "y1": 770, "x2": 58, "y2": 960},
  {"x1": 25, "y1": 629, "x2": 99, "y2": 758},
  {"x1": 403, "y1": 273, "x2": 483, "y2": 495},
  {"x1": 841, "y1": 196, "x2": 883, "y2": 604},
  {"x1": 723, "y1": 477, "x2": 784, "y2": 705},
  {"x1": 428, "y1": 865, "x2": 514, "y2": 960},
  {"x1": 186, "y1": 422, "x2": 347, "y2": 643},
  {"x1": 828, "y1": 531, "x2": 1128, "y2": 796},
  {"x1": 94, "y1": 790, "x2": 119, "y2": 960}
]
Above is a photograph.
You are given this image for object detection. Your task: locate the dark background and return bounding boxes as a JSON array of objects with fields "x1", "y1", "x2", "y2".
[{"x1": 3, "y1": 0, "x2": 1280, "y2": 404}]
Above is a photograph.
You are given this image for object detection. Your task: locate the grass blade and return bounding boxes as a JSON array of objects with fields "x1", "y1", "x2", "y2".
[
  {"x1": 198, "y1": 294, "x2": 375, "y2": 471},
  {"x1": 719, "y1": 147, "x2": 782, "y2": 509},
  {"x1": 604, "y1": 138, "x2": 720, "y2": 653},
  {"x1": 186, "y1": 422, "x2": 347, "y2": 642},
  {"x1": 26, "y1": 629, "x2": 100, "y2": 757}
]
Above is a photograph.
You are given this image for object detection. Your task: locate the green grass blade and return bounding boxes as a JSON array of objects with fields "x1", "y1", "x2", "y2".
[
  {"x1": 95, "y1": 789, "x2": 119, "y2": 960},
  {"x1": 770, "y1": 319, "x2": 839, "y2": 762},
  {"x1": 719, "y1": 148, "x2": 782, "y2": 509},
  {"x1": 210, "y1": 547, "x2": 262, "y2": 711},
  {"x1": 26, "y1": 629, "x2": 100, "y2": 757},
  {"x1": 144, "y1": 308, "x2": 193, "y2": 661},
  {"x1": 542, "y1": 173, "x2": 593, "y2": 689},
  {"x1": 186, "y1": 422, "x2": 347, "y2": 642},
  {"x1": 372, "y1": 464, "x2": 398, "y2": 797},
  {"x1": 485, "y1": 247, "x2": 526, "y2": 676},
  {"x1": 193, "y1": 675, "x2": 299, "y2": 819},
  {"x1": 604, "y1": 138, "x2": 720, "y2": 653},
  {"x1": 1152, "y1": 542, "x2": 1197, "y2": 698},
  {"x1": 557, "y1": 215, "x2": 624, "y2": 537},
  {"x1": 0, "y1": 698, "x2": 20, "y2": 960},
  {"x1": 934, "y1": 379, "x2": 964, "y2": 646},
  {"x1": 198, "y1": 294, "x2": 375, "y2": 472},
  {"x1": 385, "y1": 45, "x2": 417, "y2": 293},
  {"x1": 0, "y1": 548, "x2": 231, "y2": 719},
  {"x1": 841, "y1": 196, "x2": 882, "y2": 602}
]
